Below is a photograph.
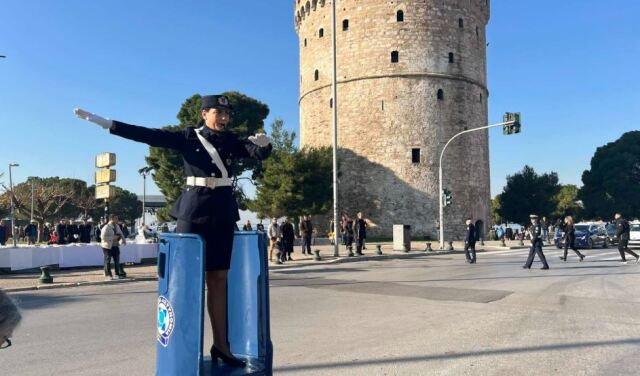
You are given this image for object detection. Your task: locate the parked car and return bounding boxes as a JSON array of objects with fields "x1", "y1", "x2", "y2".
[
  {"x1": 629, "y1": 221, "x2": 640, "y2": 249},
  {"x1": 555, "y1": 223, "x2": 609, "y2": 249},
  {"x1": 605, "y1": 223, "x2": 619, "y2": 246}
]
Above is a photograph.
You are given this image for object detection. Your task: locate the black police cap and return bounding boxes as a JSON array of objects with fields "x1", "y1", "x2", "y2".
[{"x1": 201, "y1": 95, "x2": 234, "y2": 111}]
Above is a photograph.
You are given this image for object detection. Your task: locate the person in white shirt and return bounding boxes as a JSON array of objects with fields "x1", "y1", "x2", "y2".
[{"x1": 100, "y1": 215, "x2": 127, "y2": 280}]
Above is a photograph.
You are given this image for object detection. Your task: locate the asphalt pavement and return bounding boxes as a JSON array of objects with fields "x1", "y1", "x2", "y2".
[{"x1": 4, "y1": 245, "x2": 640, "y2": 375}]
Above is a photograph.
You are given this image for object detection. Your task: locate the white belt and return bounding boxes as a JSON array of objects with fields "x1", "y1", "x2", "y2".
[{"x1": 186, "y1": 176, "x2": 233, "y2": 189}]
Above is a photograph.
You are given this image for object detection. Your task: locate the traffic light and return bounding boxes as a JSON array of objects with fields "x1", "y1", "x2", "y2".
[
  {"x1": 442, "y1": 189, "x2": 453, "y2": 207},
  {"x1": 503, "y1": 112, "x2": 522, "y2": 135},
  {"x1": 512, "y1": 112, "x2": 521, "y2": 134}
]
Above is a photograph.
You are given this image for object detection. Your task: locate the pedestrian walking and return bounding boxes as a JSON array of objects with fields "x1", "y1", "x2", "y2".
[
  {"x1": 344, "y1": 215, "x2": 355, "y2": 254},
  {"x1": 300, "y1": 215, "x2": 313, "y2": 255},
  {"x1": 0, "y1": 220, "x2": 7, "y2": 246},
  {"x1": 523, "y1": 214, "x2": 549, "y2": 270},
  {"x1": 75, "y1": 94, "x2": 272, "y2": 368},
  {"x1": 281, "y1": 217, "x2": 295, "y2": 261},
  {"x1": 614, "y1": 212, "x2": 640, "y2": 265},
  {"x1": 559, "y1": 216, "x2": 585, "y2": 262},
  {"x1": 354, "y1": 212, "x2": 367, "y2": 255},
  {"x1": 267, "y1": 218, "x2": 280, "y2": 263},
  {"x1": 464, "y1": 218, "x2": 477, "y2": 264},
  {"x1": 100, "y1": 214, "x2": 126, "y2": 279}
]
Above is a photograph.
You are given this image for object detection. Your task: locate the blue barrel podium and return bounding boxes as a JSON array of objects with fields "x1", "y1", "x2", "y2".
[{"x1": 156, "y1": 232, "x2": 273, "y2": 375}]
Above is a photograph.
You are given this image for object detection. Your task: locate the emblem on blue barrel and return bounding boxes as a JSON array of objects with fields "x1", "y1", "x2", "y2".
[{"x1": 157, "y1": 296, "x2": 176, "y2": 347}]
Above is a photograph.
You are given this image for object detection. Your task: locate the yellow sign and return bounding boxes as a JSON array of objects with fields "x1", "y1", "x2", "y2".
[
  {"x1": 96, "y1": 169, "x2": 116, "y2": 184},
  {"x1": 95, "y1": 185, "x2": 115, "y2": 200},
  {"x1": 96, "y1": 153, "x2": 116, "y2": 168}
]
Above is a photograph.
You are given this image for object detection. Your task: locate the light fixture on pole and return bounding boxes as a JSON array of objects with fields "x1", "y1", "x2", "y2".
[
  {"x1": 8, "y1": 163, "x2": 19, "y2": 248},
  {"x1": 138, "y1": 167, "x2": 154, "y2": 226}
]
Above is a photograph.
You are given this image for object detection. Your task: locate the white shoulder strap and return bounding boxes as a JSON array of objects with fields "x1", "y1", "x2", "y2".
[{"x1": 195, "y1": 127, "x2": 229, "y2": 178}]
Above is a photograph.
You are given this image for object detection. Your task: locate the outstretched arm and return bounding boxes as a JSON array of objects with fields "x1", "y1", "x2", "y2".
[{"x1": 74, "y1": 108, "x2": 186, "y2": 150}]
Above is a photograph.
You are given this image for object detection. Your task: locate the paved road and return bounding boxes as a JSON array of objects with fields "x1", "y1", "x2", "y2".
[{"x1": 4, "y1": 245, "x2": 640, "y2": 375}]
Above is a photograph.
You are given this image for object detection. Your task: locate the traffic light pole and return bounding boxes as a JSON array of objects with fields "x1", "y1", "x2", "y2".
[{"x1": 438, "y1": 120, "x2": 515, "y2": 249}]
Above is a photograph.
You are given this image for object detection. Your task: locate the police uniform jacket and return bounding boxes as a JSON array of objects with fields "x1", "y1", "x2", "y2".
[
  {"x1": 110, "y1": 121, "x2": 272, "y2": 224},
  {"x1": 615, "y1": 218, "x2": 630, "y2": 241},
  {"x1": 530, "y1": 223, "x2": 543, "y2": 246},
  {"x1": 466, "y1": 223, "x2": 477, "y2": 243}
]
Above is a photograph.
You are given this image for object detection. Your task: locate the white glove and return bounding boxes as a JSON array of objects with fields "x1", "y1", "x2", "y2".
[
  {"x1": 248, "y1": 133, "x2": 271, "y2": 147},
  {"x1": 74, "y1": 108, "x2": 113, "y2": 130}
]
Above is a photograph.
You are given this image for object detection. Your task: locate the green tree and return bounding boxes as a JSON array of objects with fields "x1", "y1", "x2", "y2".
[
  {"x1": 248, "y1": 119, "x2": 332, "y2": 218},
  {"x1": 145, "y1": 92, "x2": 270, "y2": 221},
  {"x1": 491, "y1": 194, "x2": 502, "y2": 225},
  {"x1": 580, "y1": 131, "x2": 640, "y2": 219},
  {"x1": 496, "y1": 165, "x2": 561, "y2": 225},
  {"x1": 553, "y1": 184, "x2": 583, "y2": 219},
  {"x1": 106, "y1": 186, "x2": 143, "y2": 227}
]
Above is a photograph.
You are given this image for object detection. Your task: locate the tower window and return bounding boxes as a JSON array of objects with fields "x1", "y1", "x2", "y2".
[
  {"x1": 476, "y1": 26, "x2": 479, "y2": 37},
  {"x1": 304, "y1": 38, "x2": 307, "y2": 47},
  {"x1": 448, "y1": 52, "x2": 454, "y2": 63},
  {"x1": 437, "y1": 89, "x2": 444, "y2": 100},
  {"x1": 411, "y1": 148, "x2": 421, "y2": 163},
  {"x1": 479, "y1": 93, "x2": 483, "y2": 103},
  {"x1": 319, "y1": 28, "x2": 324, "y2": 38},
  {"x1": 391, "y1": 51, "x2": 399, "y2": 63},
  {"x1": 458, "y1": 18, "x2": 464, "y2": 28},
  {"x1": 343, "y1": 19, "x2": 349, "y2": 31},
  {"x1": 329, "y1": 98, "x2": 333, "y2": 108},
  {"x1": 397, "y1": 10, "x2": 404, "y2": 22},
  {"x1": 381, "y1": 100, "x2": 384, "y2": 111},
  {"x1": 314, "y1": 69, "x2": 319, "y2": 81}
]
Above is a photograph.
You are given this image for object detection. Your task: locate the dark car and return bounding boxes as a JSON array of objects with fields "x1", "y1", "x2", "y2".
[
  {"x1": 605, "y1": 223, "x2": 619, "y2": 246},
  {"x1": 555, "y1": 223, "x2": 609, "y2": 249}
]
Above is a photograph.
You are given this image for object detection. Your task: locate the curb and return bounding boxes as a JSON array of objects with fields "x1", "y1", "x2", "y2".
[
  {"x1": 4, "y1": 276, "x2": 158, "y2": 293},
  {"x1": 269, "y1": 249, "x2": 460, "y2": 270}
]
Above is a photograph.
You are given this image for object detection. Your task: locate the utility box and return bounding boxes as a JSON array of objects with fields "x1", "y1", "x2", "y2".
[{"x1": 393, "y1": 224, "x2": 411, "y2": 251}]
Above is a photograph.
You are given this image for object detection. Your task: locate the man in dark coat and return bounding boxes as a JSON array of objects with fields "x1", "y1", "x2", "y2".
[
  {"x1": 78, "y1": 220, "x2": 92, "y2": 243},
  {"x1": 464, "y1": 218, "x2": 477, "y2": 264},
  {"x1": 74, "y1": 94, "x2": 271, "y2": 368},
  {"x1": 0, "y1": 220, "x2": 7, "y2": 246},
  {"x1": 523, "y1": 214, "x2": 549, "y2": 270},
  {"x1": 354, "y1": 212, "x2": 367, "y2": 255},
  {"x1": 280, "y1": 217, "x2": 295, "y2": 262},
  {"x1": 614, "y1": 212, "x2": 639, "y2": 264},
  {"x1": 56, "y1": 219, "x2": 69, "y2": 245},
  {"x1": 299, "y1": 215, "x2": 313, "y2": 255}
]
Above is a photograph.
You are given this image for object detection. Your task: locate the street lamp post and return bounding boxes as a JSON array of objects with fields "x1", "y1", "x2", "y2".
[
  {"x1": 138, "y1": 167, "x2": 153, "y2": 226},
  {"x1": 438, "y1": 118, "x2": 518, "y2": 249},
  {"x1": 8, "y1": 163, "x2": 19, "y2": 247},
  {"x1": 30, "y1": 179, "x2": 34, "y2": 222},
  {"x1": 330, "y1": 0, "x2": 340, "y2": 257}
]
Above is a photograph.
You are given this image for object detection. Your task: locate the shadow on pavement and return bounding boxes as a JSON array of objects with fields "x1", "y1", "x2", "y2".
[{"x1": 273, "y1": 337, "x2": 640, "y2": 373}]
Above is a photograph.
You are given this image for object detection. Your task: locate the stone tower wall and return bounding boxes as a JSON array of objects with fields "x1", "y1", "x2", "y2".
[{"x1": 295, "y1": 0, "x2": 491, "y2": 240}]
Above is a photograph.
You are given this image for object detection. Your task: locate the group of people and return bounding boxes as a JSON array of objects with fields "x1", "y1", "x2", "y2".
[
  {"x1": 473, "y1": 213, "x2": 639, "y2": 269},
  {"x1": 328, "y1": 212, "x2": 368, "y2": 255},
  {"x1": 0, "y1": 220, "x2": 39, "y2": 245},
  {"x1": 267, "y1": 216, "x2": 312, "y2": 264}
]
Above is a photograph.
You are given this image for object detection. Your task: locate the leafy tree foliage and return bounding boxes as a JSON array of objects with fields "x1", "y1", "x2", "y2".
[
  {"x1": 145, "y1": 92, "x2": 270, "y2": 221},
  {"x1": 553, "y1": 184, "x2": 583, "y2": 219},
  {"x1": 496, "y1": 165, "x2": 561, "y2": 225},
  {"x1": 580, "y1": 131, "x2": 640, "y2": 219},
  {"x1": 248, "y1": 119, "x2": 332, "y2": 218}
]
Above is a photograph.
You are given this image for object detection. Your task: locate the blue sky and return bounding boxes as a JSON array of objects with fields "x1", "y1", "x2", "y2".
[{"x1": 1, "y1": 1, "x2": 639, "y2": 201}]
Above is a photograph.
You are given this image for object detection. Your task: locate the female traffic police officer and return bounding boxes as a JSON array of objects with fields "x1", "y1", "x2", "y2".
[{"x1": 74, "y1": 95, "x2": 271, "y2": 368}]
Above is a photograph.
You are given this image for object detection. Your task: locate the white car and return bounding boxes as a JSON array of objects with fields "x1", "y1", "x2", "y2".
[{"x1": 629, "y1": 221, "x2": 640, "y2": 248}]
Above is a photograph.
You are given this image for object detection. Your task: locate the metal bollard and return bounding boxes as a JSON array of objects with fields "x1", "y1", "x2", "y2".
[
  {"x1": 518, "y1": 239, "x2": 524, "y2": 246},
  {"x1": 404, "y1": 244, "x2": 410, "y2": 253},
  {"x1": 448, "y1": 241, "x2": 454, "y2": 251},
  {"x1": 39, "y1": 266, "x2": 53, "y2": 284},
  {"x1": 376, "y1": 244, "x2": 383, "y2": 255},
  {"x1": 426, "y1": 243, "x2": 433, "y2": 252},
  {"x1": 314, "y1": 249, "x2": 321, "y2": 261},
  {"x1": 500, "y1": 239, "x2": 506, "y2": 247},
  {"x1": 348, "y1": 246, "x2": 354, "y2": 257}
]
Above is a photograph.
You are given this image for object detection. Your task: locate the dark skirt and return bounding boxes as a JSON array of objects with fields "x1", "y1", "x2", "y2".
[{"x1": 177, "y1": 220, "x2": 235, "y2": 271}]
